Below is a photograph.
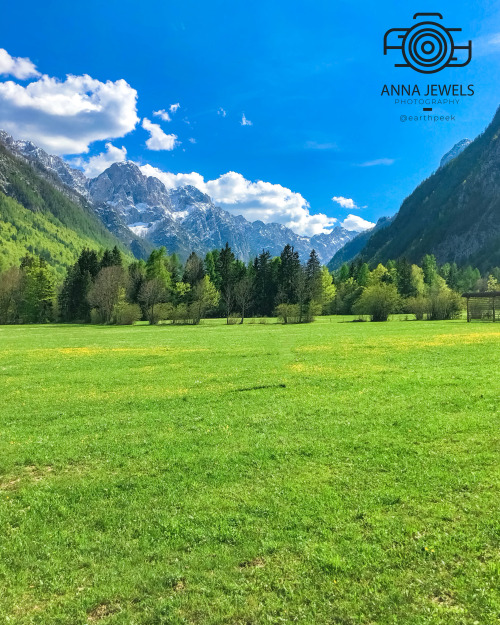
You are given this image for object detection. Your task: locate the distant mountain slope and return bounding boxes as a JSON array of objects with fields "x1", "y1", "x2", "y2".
[
  {"x1": 327, "y1": 217, "x2": 393, "y2": 270},
  {"x1": 0, "y1": 142, "x2": 130, "y2": 274},
  {"x1": 357, "y1": 107, "x2": 500, "y2": 271},
  {"x1": 0, "y1": 193, "x2": 97, "y2": 276},
  {"x1": 0, "y1": 134, "x2": 153, "y2": 262}
]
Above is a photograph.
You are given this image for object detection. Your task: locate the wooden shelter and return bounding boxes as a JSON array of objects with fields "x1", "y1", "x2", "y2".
[{"x1": 462, "y1": 291, "x2": 500, "y2": 322}]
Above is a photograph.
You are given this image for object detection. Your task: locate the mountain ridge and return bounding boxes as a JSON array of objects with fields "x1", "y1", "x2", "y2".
[
  {"x1": 0, "y1": 132, "x2": 359, "y2": 263},
  {"x1": 354, "y1": 107, "x2": 500, "y2": 271}
]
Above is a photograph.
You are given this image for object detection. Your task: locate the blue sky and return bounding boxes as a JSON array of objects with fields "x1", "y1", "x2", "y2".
[{"x1": 1, "y1": 0, "x2": 499, "y2": 235}]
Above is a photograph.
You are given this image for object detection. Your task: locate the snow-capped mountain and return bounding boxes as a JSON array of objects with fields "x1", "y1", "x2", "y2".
[
  {"x1": 0, "y1": 131, "x2": 89, "y2": 197},
  {"x1": 87, "y1": 161, "x2": 357, "y2": 262},
  {"x1": 439, "y1": 139, "x2": 472, "y2": 169},
  {"x1": 0, "y1": 130, "x2": 358, "y2": 262}
]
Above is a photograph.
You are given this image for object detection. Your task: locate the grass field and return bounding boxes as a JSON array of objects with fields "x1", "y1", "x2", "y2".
[{"x1": 0, "y1": 317, "x2": 499, "y2": 624}]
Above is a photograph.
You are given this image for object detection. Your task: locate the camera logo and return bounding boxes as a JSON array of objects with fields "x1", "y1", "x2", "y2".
[{"x1": 384, "y1": 13, "x2": 472, "y2": 73}]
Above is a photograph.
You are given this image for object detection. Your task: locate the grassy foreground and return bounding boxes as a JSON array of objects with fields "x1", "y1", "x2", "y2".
[{"x1": 0, "y1": 318, "x2": 499, "y2": 624}]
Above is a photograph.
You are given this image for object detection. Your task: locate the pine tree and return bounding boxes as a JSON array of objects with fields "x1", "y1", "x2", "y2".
[
  {"x1": 77, "y1": 249, "x2": 100, "y2": 279},
  {"x1": 100, "y1": 249, "x2": 115, "y2": 269},
  {"x1": 217, "y1": 243, "x2": 236, "y2": 323},
  {"x1": 253, "y1": 250, "x2": 277, "y2": 317},
  {"x1": 357, "y1": 263, "x2": 370, "y2": 287},
  {"x1": 338, "y1": 263, "x2": 350, "y2": 283},
  {"x1": 447, "y1": 262, "x2": 460, "y2": 291},
  {"x1": 183, "y1": 252, "x2": 205, "y2": 286},
  {"x1": 110, "y1": 246, "x2": 123, "y2": 267},
  {"x1": 305, "y1": 249, "x2": 322, "y2": 302},
  {"x1": 277, "y1": 244, "x2": 300, "y2": 303},
  {"x1": 396, "y1": 258, "x2": 413, "y2": 297},
  {"x1": 205, "y1": 250, "x2": 221, "y2": 289}
]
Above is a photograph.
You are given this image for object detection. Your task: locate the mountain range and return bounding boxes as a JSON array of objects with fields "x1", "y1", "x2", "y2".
[
  {"x1": 0, "y1": 131, "x2": 358, "y2": 265},
  {"x1": 1, "y1": 103, "x2": 499, "y2": 276}
]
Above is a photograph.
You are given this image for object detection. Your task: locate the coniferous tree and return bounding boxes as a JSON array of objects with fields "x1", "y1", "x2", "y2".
[
  {"x1": 277, "y1": 244, "x2": 300, "y2": 304},
  {"x1": 59, "y1": 249, "x2": 100, "y2": 322},
  {"x1": 446, "y1": 262, "x2": 460, "y2": 291},
  {"x1": 78, "y1": 249, "x2": 100, "y2": 279},
  {"x1": 110, "y1": 246, "x2": 123, "y2": 267},
  {"x1": 100, "y1": 249, "x2": 115, "y2": 269},
  {"x1": 127, "y1": 260, "x2": 147, "y2": 310},
  {"x1": 253, "y1": 250, "x2": 277, "y2": 316},
  {"x1": 305, "y1": 249, "x2": 322, "y2": 302},
  {"x1": 205, "y1": 250, "x2": 221, "y2": 289},
  {"x1": 183, "y1": 252, "x2": 205, "y2": 287},
  {"x1": 165, "y1": 253, "x2": 182, "y2": 285},
  {"x1": 217, "y1": 243, "x2": 236, "y2": 323},
  {"x1": 396, "y1": 258, "x2": 413, "y2": 297},
  {"x1": 357, "y1": 263, "x2": 370, "y2": 287},
  {"x1": 338, "y1": 263, "x2": 350, "y2": 283}
]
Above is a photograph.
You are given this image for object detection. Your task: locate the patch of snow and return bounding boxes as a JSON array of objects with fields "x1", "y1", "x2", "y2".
[{"x1": 128, "y1": 222, "x2": 150, "y2": 236}]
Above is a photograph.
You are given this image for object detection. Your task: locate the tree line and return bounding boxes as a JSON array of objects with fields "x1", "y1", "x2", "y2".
[{"x1": 0, "y1": 244, "x2": 498, "y2": 325}]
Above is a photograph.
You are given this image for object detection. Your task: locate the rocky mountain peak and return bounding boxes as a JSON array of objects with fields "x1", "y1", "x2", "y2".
[
  {"x1": 88, "y1": 160, "x2": 172, "y2": 217},
  {"x1": 0, "y1": 129, "x2": 89, "y2": 197},
  {"x1": 439, "y1": 139, "x2": 472, "y2": 169}
]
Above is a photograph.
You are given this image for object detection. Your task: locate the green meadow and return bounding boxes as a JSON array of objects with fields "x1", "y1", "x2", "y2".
[{"x1": 0, "y1": 318, "x2": 499, "y2": 624}]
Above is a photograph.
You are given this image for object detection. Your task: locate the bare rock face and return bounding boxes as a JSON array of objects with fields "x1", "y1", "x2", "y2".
[{"x1": 89, "y1": 162, "x2": 173, "y2": 215}]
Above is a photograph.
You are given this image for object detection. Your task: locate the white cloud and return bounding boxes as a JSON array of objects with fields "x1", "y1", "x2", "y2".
[
  {"x1": 188, "y1": 137, "x2": 196, "y2": 143},
  {"x1": 140, "y1": 166, "x2": 205, "y2": 190},
  {"x1": 359, "y1": 158, "x2": 395, "y2": 167},
  {"x1": 0, "y1": 73, "x2": 139, "y2": 154},
  {"x1": 153, "y1": 109, "x2": 171, "y2": 122},
  {"x1": 218, "y1": 107, "x2": 227, "y2": 117},
  {"x1": 0, "y1": 48, "x2": 40, "y2": 80},
  {"x1": 332, "y1": 196, "x2": 358, "y2": 209},
  {"x1": 142, "y1": 118, "x2": 178, "y2": 151},
  {"x1": 340, "y1": 214, "x2": 375, "y2": 232},
  {"x1": 169, "y1": 103, "x2": 180, "y2": 113},
  {"x1": 71, "y1": 142, "x2": 127, "y2": 178},
  {"x1": 241, "y1": 113, "x2": 252, "y2": 126},
  {"x1": 140, "y1": 165, "x2": 336, "y2": 236}
]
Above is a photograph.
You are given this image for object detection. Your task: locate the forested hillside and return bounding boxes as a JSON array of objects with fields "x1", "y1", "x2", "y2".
[
  {"x1": 0, "y1": 143, "x2": 131, "y2": 274},
  {"x1": 357, "y1": 107, "x2": 500, "y2": 271}
]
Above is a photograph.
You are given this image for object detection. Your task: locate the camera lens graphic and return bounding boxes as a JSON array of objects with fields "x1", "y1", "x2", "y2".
[{"x1": 402, "y1": 22, "x2": 454, "y2": 73}]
